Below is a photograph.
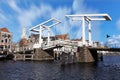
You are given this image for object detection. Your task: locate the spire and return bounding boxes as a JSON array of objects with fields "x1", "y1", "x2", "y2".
[{"x1": 21, "y1": 27, "x2": 27, "y2": 39}]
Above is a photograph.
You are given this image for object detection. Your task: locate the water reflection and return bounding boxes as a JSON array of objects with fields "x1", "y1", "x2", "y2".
[{"x1": 0, "y1": 56, "x2": 120, "y2": 80}]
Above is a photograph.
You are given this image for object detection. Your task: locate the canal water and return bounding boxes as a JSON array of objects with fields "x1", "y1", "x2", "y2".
[{"x1": 0, "y1": 56, "x2": 120, "y2": 80}]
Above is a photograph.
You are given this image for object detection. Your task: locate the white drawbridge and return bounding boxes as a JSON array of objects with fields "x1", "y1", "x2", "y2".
[
  {"x1": 29, "y1": 18, "x2": 61, "y2": 49},
  {"x1": 66, "y1": 14, "x2": 111, "y2": 46}
]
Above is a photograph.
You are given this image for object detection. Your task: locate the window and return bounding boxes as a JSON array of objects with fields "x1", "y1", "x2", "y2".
[
  {"x1": 5, "y1": 34, "x2": 7, "y2": 37},
  {"x1": 8, "y1": 35, "x2": 11, "y2": 38},
  {"x1": 8, "y1": 45, "x2": 10, "y2": 48},
  {"x1": 9, "y1": 39, "x2": 11, "y2": 43},
  {"x1": 2, "y1": 34, "x2": 4, "y2": 37},
  {"x1": 5, "y1": 39, "x2": 7, "y2": 43},
  {"x1": 1, "y1": 40, "x2": 4, "y2": 43},
  {"x1": 30, "y1": 40, "x2": 32, "y2": 43}
]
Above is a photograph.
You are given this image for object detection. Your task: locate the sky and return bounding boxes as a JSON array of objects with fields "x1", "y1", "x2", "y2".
[{"x1": 0, "y1": 0, "x2": 120, "y2": 45}]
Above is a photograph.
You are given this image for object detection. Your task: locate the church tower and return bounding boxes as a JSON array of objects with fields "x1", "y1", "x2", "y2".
[
  {"x1": 21, "y1": 27, "x2": 27, "y2": 39},
  {"x1": 19, "y1": 27, "x2": 28, "y2": 47}
]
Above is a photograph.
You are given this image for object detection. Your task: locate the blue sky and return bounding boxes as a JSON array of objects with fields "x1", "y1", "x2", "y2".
[{"x1": 0, "y1": 0, "x2": 120, "y2": 44}]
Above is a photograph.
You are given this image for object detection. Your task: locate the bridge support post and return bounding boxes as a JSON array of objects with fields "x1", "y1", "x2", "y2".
[
  {"x1": 82, "y1": 17, "x2": 86, "y2": 46},
  {"x1": 97, "y1": 52, "x2": 103, "y2": 61},
  {"x1": 77, "y1": 46, "x2": 95, "y2": 62},
  {"x1": 14, "y1": 54, "x2": 16, "y2": 61},
  {"x1": 23, "y1": 54, "x2": 25, "y2": 61},
  {"x1": 47, "y1": 28, "x2": 50, "y2": 47},
  {"x1": 100, "y1": 53, "x2": 103, "y2": 61},
  {"x1": 88, "y1": 21, "x2": 92, "y2": 46},
  {"x1": 39, "y1": 26, "x2": 42, "y2": 48}
]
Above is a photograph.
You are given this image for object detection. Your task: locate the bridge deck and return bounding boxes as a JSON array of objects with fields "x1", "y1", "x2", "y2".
[{"x1": 88, "y1": 47, "x2": 120, "y2": 51}]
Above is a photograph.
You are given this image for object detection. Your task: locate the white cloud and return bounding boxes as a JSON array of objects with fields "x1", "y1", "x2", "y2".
[
  {"x1": 18, "y1": 5, "x2": 40, "y2": 27},
  {"x1": 51, "y1": 7, "x2": 71, "y2": 35},
  {"x1": 72, "y1": 0, "x2": 98, "y2": 14},
  {"x1": 70, "y1": 0, "x2": 100, "y2": 40},
  {"x1": 35, "y1": 6, "x2": 71, "y2": 37},
  {"x1": 8, "y1": 0, "x2": 21, "y2": 13},
  {"x1": 8, "y1": 0, "x2": 40, "y2": 27},
  {"x1": 7, "y1": 1, "x2": 53, "y2": 38},
  {"x1": 0, "y1": 13, "x2": 7, "y2": 22},
  {"x1": 0, "y1": 8, "x2": 9, "y2": 24},
  {"x1": 113, "y1": 35, "x2": 120, "y2": 39},
  {"x1": 72, "y1": 0, "x2": 86, "y2": 13},
  {"x1": 107, "y1": 35, "x2": 120, "y2": 47},
  {"x1": 91, "y1": 21, "x2": 102, "y2": 41}
]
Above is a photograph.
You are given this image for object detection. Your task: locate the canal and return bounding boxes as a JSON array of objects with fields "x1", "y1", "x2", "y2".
[{"x1": 0, "y1": 56, "x2": 120, "y2": 80}]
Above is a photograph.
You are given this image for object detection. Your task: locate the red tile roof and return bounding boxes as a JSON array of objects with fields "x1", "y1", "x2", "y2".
[
  {"x1": 0, "y1": 27, "x2": 10, "y2": 33},
  {"x1": 55, "y1": 34, "x2": 69, "y2": 40}
]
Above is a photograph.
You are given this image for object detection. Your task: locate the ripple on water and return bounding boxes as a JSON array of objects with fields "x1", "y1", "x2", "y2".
[{"x1": 0, "y1": 56, "x2": 120, "y2": 80}]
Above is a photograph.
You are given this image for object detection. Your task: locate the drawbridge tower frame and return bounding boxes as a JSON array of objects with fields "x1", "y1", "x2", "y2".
[
  {"x1": 29, "y1": 18, "x2": 61, "y2": 48},
  {"x1": 66, "y1": 14, "x2": 111, "y2": 46}
]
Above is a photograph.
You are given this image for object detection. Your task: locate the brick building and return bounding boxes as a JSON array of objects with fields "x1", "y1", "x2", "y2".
[{"x1": 0, "y1": 27, "x2": 12, "y2": 51}]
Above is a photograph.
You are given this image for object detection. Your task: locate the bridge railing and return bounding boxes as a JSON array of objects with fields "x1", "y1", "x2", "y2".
[
  {"x1": 106, "y1": 43, "x2": 120, "y2": 48},
  {"x1": 14, "y1": 46, "x2": 34, "y2": 52}
]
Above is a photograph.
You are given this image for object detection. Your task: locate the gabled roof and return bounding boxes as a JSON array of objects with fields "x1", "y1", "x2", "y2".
[{"x1": 0, "y1": 27, "x2": 10, "y2": 33}]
